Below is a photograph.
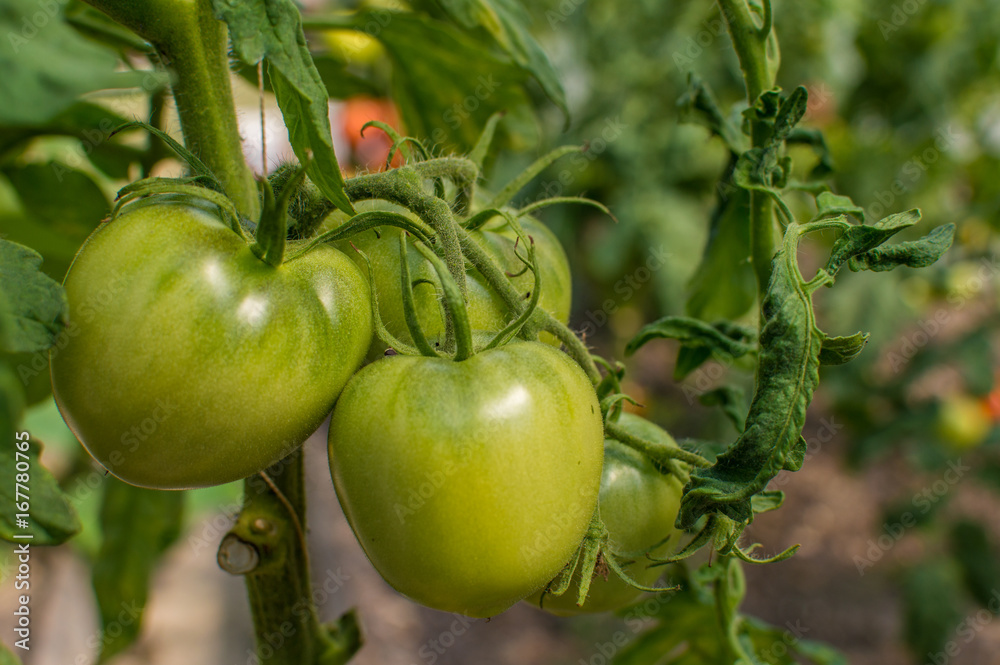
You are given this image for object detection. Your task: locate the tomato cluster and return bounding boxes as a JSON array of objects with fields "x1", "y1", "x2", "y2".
[{"x1": 51, "y1": 151, "x2": 685, "y2": 618}]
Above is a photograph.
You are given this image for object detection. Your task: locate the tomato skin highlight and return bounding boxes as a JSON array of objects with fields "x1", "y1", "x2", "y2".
[
  {"x1": 328, "y1": 341, "x2": 604, "y2": 617},
  {"x1": 326, "y1": 200, "x2": 571, "y2": 356},
  {"x1": 529, "y1": 413, "x2": 685, "y2": 615},
  {"x1": 50, "y1": 202, "x2": 373, "y2": 489}
]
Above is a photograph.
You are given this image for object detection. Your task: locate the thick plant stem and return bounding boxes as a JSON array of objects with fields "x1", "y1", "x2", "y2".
[
  {"x1": 81, "y1": 0, "x2": 260, "y2": 219},
  {"x1": 218, "y1": 449, "x2": 326, "y2": 664},
  {"x1": 718, "y1": 0, "x2": 778, "y2": 296}
]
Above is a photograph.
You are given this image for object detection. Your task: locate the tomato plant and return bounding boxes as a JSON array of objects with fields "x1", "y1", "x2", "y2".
[
  {"x1": 50, "y1": 200, "x2": 372, "y2": 489},
  {"x1": 0, "y1": 0, "x2": 975, "y2": 663}
]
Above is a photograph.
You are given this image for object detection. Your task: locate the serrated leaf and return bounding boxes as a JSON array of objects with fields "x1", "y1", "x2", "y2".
[
  {"x1": 353, "y1": 11, "x2": 537, "y2": 153},
  {"x1": 848, "y1": 223, "x2": 955, "y2": 273},
  {"x1": 677, "y1": 74, "x2": 745, "y2": 153},
  {"x1": 818, "y1": 331, "x2": 869, "y2": 365},
  {"x1": 212, "y1": 0, "x2": 353, "y2": 216},
  {"x1": 433, "y1": 0, "x2": 567, "y2": 122},
  {"x1": 0, "y1": 240, "x2": 68, "y2": 354},
  {"x1": 812, "y1": 191, "x2": 863, "y2": 223},
  {"x1": 93, "y1": 478, "x2": 184, "y2": 662},
  {"x1": 0, "y1": 0, "x2": 122, "y2": 126},
  {"x1": 0, "y1": 367, "x2": 80, "y2": 545},
  {"x1": 686, "y1": 171, "x2": 756, "y2": 322},
  {"x1": 823, "y1": 209, "x2": 921, "y2": 275}
]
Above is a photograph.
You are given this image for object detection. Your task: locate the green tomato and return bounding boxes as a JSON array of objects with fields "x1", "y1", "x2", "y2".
[
  {"x1": 528, "y1": 413, "x2": 685, "y2": 615},
  {"x1": 328, "y1": 341, "x2": 603, "y2": 617},
  {"x1": 325, "y1": 200, "x2": 571, "y2": 355},
  {"x1": 50, "y1": 201, "x2": 372, "y2": 489}
]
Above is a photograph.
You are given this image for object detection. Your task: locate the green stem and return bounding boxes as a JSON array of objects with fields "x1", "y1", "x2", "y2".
[
  {"x1": 454, "y1": 225, "x2": 602, "y2": 384},
  {"x1": 715, "y1": 557, "x2": 754, "y2": 664},
  {"x1": 717, "y1": 0, "x2": 778, "y2": 296},
  {"x1": 81, "y1": 0, "x2": 260, "y2": 219},
  {"x1": 218, "y1": 449, "x2": 327, "y2": 664}
]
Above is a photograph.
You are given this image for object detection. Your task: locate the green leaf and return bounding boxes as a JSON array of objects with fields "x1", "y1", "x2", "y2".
[
  {"x1": 686, "y1": 173, "x2": 755, "y2": 321},
  {"x1": 822, "y1": 209, "x2": 921, "y2": 275},
  {"x1": 353, "y1": 11, "x2": 537, "y2": 153},
  {"x1": 950, "y1": 520, "x2": 1000, "y2": 609},
  {"x1": 626, "y1": 316, "x2": 756, "y2": 361},
  {"x1": 750, "y1": 490, "x2": 785, "y2": 514},
  {"x1": 812, "y1": 191, "x2": 863, "y2": 223},
  {"x1": 432, "y1": 0, "x2": 568, "y2": 122},
  {"x1": 698, "y1": 385, "x2": 747, "y2": 433},
  {"x1": 0, "y1": 436, "x2": 80, "y2": 545},
  {"x1": 0, "y1": 240, "x2": 69, "y2": 354},
  {"x1": 734, "y1": 145, "x2": 780, "y2": 192},
  {"x1": 818, "y1": 331, "x2": 869, "y2": 365},
  {"x1": 92, "y1": 479, "x2": 184, "y2": 662},
  {"x1": 772, "y1": 86, "x2": 808, "y2": 145},
  {"x1": 0, "y1": 0, "x2": 123, "y2": 126},
  {"x1": 0, "y1": 363, "x2": 80, "y2": 545},
  {"x1": 678, "y1": 224, "x2": 822, "y2": 529},
  {"x1": 901, "y1": 561, "x2": 964, "y2": 661},
  {"x1": 848, "y1": 223, "x2": 956, "y2": 273},
  {"x1": 677, "y1": 74, "x2": 745, "y2": 153},
  {"x1": 212, "y1": 0, "x2": 353, "y2": 216}
]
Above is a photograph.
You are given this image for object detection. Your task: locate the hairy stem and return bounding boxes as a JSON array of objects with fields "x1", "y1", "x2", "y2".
[
  {"x1": 717, "y1": 0, "x2": 779, "y2": 296},
  {"x1": 81, "y1": 0, "x2": 260, "y2": 219},
  {"x1": 455, "y1": 225, "x2": 602, "y2": 384}
]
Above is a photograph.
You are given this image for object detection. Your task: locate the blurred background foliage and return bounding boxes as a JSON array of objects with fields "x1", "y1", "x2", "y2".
[{"x1": 1, "y1": 0, "x2": 999, "y2": 662}]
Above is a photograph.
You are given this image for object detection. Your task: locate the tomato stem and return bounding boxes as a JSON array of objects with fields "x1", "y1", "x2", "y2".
[
  {"x1": 455, "y1": 224, "x2": 603, "y2": 384},
  {"x1": 717, "y1": 0, "x2": 780, "y2": 298},
  {"x1": 218, "y1": 448, "x2": 358, "y2": 663},
  {"x1": 80, "y1": 0, "x2": 260, "y2": 220}
]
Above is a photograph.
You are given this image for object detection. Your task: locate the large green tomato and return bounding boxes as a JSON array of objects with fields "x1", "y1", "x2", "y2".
[
  {"x1": 325, "y1": 200, "x2": 571, "y2": 355},
  {"x1": 50, "y1": 201, "x2": 372, "y2": 489},
  {"x1": 328, "y1": 342, "x2": 603, "y2": 617},
  {"x1": 528, "y1": 413, "x2": 685, "y2": 615}
]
